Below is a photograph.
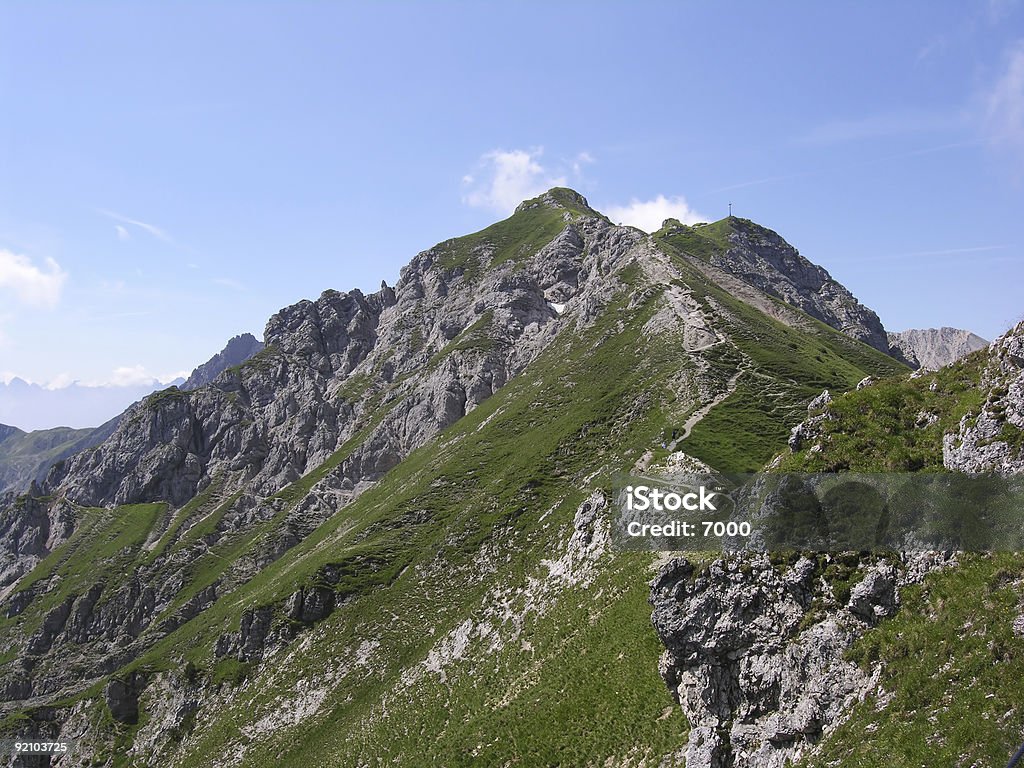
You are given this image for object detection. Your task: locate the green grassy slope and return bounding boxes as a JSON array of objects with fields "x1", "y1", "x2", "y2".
[
  {"x1": 86, "y1": 272, "x2": 692, "y2": 766},
  {"x1": 435, "y1": 188, "x2": 603, "y2": 278},
  {"x1": 654, "y1": 238, "x2": 906, "y2": 472},
  {"x1": 777, "y1": 350, "x2": 988, "y2": 472}
]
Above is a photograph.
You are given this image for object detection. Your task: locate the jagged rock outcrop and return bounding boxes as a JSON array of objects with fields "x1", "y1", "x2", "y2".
[
  {"x1": 182, "y1": 333, "x2": 265, "y2": 390},
  {"x1": 787, "y1": 389, "x2": 831, "y2": 452},
  {"x1": 651, "y1": 552, "x2": 950, "y2": 768},
  {"x1": 888, "y1": 327, "x2": 988, "y2": 370},
  {"x1": 0, "y1": 495, "x2": 76, "y2": 598},
  {"x1": 944, "y1": 320, "x2": 1024, "y2": 473}
]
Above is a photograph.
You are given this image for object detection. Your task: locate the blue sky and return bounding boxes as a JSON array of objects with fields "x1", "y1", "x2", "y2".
[{"x1": 1, "y1": 0, "x2": 1023, "y2": 392}]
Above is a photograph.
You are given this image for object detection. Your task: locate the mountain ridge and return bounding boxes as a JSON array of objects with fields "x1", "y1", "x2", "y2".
[
  {"x1": 0, "y1": 188, "x2": 923, "y2": 767},
  {"x1": 182, "y1": 333, "x2": 265, "y2": 391}
]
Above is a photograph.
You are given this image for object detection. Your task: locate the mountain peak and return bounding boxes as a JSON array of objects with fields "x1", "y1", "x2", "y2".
[
  {"x1": 182, "y1": 332, "x2": 265, "y2": 390},
  {"x1": 514, "y1": 187, "x2": 598, "y2": 217}
]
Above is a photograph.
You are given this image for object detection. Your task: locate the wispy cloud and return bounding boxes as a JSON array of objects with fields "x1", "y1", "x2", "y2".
[
  {"x1": 77, "y1": 365, "x2": 187, "y2": 388},
  {"x1": 984, "y1": 39, "x2": 1024, "y2": 162},
  {"x1": 797, "y1": 111, "x2": 960, "y2": 145},
  {"x1": 98, "y1": 208, "x2": 172, "y2": 242},
  {"x1": 572, "y1": 151, "x2": 594, "y2": 176},
  {"x1": 0, "y1": 249, "x2": 67, "y2": 308},
  {"x1": 107, "y1": 365, "x2": 162, "y2": 387},
  {"x1": 462, "y1": 147, "x2": 568, "y2": 214},
  {"x1": 604, "y1": 195, "x2": 705, "y2": 233}
]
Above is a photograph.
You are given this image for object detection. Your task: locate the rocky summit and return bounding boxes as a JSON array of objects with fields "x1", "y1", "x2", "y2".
[
  {"x1": 0, "y1": 188, "x2": 1020, "y2": 767},
  {"x1": 887, "y1": 326, "x2": 989, "y2": 370}
]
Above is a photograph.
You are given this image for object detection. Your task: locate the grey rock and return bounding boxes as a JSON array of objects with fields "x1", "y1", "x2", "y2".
[
  {"x1": 182, "y1": 333, "x2": 265, "y2": 390},
  {"x1": 888, "y1": 327, "x2": 988, "y2": 371},
  {"x1": 943, "y1": 320, "x2": 1024, "y2": 474},
  {"x1": 788, "y1": 390, "x2": 832, "y2": 451},
  {"x1": 846, "y1": 562, "x2": 898, "y2": 625},
  {"x1": 215, "y1": 605, "x2": 275, "y2": 662},
  {"x1": 651, "y1": 552, "x2": 946, "y2": 768}
]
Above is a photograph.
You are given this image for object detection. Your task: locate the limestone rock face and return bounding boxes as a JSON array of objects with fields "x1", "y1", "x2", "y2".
[
  {"x1": 944, "y1": 321, "x2": 1024, "y2": 474},
  {"x1": 40, "y1": 195, "x2": 649, "y2": 516},
  {"x1": 888, "y1": 327, "x2": 988, "y2": 370},
  {"x1": 651, "y1": 553, "x2": 947, "y2": 768}
]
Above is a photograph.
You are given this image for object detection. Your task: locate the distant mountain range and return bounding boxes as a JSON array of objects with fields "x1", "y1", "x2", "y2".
[
  {"x1": 0, "y1": 333, "x2": 264, "y2": 493},
  {"x1": 0, "y1": 376, "x2": 185, "y2": 432}
]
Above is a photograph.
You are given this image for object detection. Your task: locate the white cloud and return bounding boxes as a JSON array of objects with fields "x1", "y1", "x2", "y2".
[
  {"x1": 115, "y1": 224, "x2": 130, "y2": 241},
  {"x1": 2, "y1": 367, "x2": 188, "y2": 391},
  {"x1": 60, "y1": 366, "x2": 189, "y2": 388},
  {"x1": 572, "y1": 151, "x2": 595, "y2": 176},
  {"x1": 604, "y1": 195, "x2": 705, "y2": 233},
  {"x1": 45, "y1": 373, "x2": 75, "y2": 390},
  {"x1": 107, "y1": 365, "x2": 161, "y2": 387},
  {"x1": 463, "y1": 147, "x2": 567, "y2": 214},
  {"x1": 985, "y1": 40, "x2": 1024, "y2": 159},
  {"x1": 0, "y1": 249, "x2": 68, "y2": 308}
]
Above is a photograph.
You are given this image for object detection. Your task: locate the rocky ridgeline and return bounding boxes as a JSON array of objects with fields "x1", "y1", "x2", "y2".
[
  {"x1": 41, "y1": 193, "x2": 639, "y2": 513},
  {"x1": 655, "y1": 322, "x2": 1024, "y2": 768},
  {"x1": 689, "y1": 218, "x2": 892, "y2": 355},
  {"x1": 0, "y1": 188, "x2": 944, "y2": 761},
  {"x1": 888, "y1": 327, "x2": 988, "y2": 371}
]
